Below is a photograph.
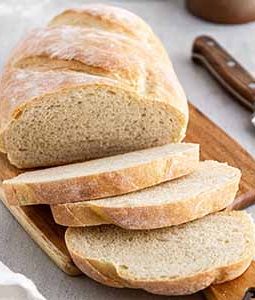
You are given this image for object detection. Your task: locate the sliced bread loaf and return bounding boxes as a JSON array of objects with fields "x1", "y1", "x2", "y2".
[
  {"x1": 65, "y1": 211, "x2": 255, "y2": 296},
  {"x1": 51, "y1": 160, "x2": 241, "y2": 229},
  {"x1": 3, "y1": 143, "x2": 199, "y2": 206},
  {"x1": 0, "y1": 5, "x2": 188, "y2": 169}
]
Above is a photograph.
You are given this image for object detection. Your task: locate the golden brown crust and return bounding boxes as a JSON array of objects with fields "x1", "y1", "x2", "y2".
[
  {"x1": 3, "y1": 146, "x2": 198, "y2": 205},
  {"x1": 48, "y1": 4, "x2": 171, "y2": 63},
  {"x1": 7, "y1": 25, "x2": 187, "y2": 113},
  {"x1": 49, "y1": 4, "x2": 161, "y2": 43},
  {"x1": 70, "y1": 252, "x2": 252, "y2": 295},
  {"x1": 70, "y1": 255, "x2": 124, "y2": 288},
  {"x1": 51, "y1": 176, "x2": 240, "y2": 229}
]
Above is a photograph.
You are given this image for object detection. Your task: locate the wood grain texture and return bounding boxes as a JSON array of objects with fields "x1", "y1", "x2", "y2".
[
  {"x1": 192, "y1": 36, "x2": 255, "y2": 110},
  {"x1": 0, "y1": 103, "x2": 255, "y2": 298}
]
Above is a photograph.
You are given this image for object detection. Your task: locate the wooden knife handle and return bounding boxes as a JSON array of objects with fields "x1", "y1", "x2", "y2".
[
  {"x1": 243, "y1": 288, "x2": 255, "y2": 300},
  {"x1": 192, "y1": 35, "x2": 255, "y2": 111},
  {"x1": 227, "y1": 190, "x2": 255, "y2": 211}
]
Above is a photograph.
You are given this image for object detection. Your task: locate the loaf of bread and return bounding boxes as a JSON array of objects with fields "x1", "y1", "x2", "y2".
[
  {"x1": 65, "y1": 211, "x2": 255, "y2": 295},
  {"x1": 0, "y1": 4, "x2": 188, "y2": 169},
  {"x1": 51, "y1": 160, "x2": 241, "y2": 229},
  {"x1": 2, "y1": 143, "x2": 199, "y2": 205}
]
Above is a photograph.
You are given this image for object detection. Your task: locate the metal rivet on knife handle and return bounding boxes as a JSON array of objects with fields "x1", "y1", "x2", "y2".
[
  {"x1": 192, "y1": 35, "x2": 255, "y2": 111},
  {"x1": 226, "y1": 190, "x2": 255, "y2": 211}
]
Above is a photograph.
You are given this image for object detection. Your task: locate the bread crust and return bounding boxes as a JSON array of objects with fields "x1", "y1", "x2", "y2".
[
  {"x1": 49, "y1": 4, "x2": 166, "y2": 47},
  {"x1": 3, "y1": 145, "x2": 199, "y2": 205},
  {"x1": 51, "y1": 176, "x2": 240, "y2": 229},
  {"x1": 65, "y1": 211, "x2": 255, "y2": 295},
  {"x1": 69, "y1": 253, "x2": 252, "y2": 295},
  {"x1": 48, "y1": 4, "x2": 171, "y2": 64}
]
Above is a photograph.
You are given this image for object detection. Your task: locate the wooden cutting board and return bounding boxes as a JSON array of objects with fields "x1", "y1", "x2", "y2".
[{"x1": 1, "y1": 103, "x2": 255, "y2": 299}]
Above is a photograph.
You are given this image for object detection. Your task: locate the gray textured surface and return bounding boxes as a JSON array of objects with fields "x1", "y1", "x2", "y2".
[{"x1": 0, "y1": 0, "x2": 255, "y2": 299}]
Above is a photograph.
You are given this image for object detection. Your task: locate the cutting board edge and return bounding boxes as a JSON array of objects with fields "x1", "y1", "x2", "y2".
[{"x1": 0, "y1": 187, "x2": 81, "y2": 276}]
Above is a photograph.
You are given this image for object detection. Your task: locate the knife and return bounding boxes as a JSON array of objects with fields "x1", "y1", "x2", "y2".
[
  {"x1": 192, "y1": 35, "x2": 255, "y2": 126},
  {"x1": 227, "y1": 190, "x2": 255, "y2": 211},
  {"x1": 243, "y1": 288, "x2": 255, "y2": 300}
]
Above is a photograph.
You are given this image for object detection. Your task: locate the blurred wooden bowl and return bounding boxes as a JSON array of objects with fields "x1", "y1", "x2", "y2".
[{"x1": 186, "y1": 0, "x2": 255, "y2": 24}]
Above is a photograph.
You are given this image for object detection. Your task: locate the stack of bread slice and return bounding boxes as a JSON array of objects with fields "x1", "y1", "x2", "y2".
[
  {"x1": 3, "y1": 142, "x2": 255, "y2": 295},
  {"x1": 0, "y1": 4, "x2": 254, "y2": 297}
]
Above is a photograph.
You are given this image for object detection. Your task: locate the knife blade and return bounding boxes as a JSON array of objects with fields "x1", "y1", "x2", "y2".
[{"x1": 192, "y1": 35, "x2": 255, "y2": 127}]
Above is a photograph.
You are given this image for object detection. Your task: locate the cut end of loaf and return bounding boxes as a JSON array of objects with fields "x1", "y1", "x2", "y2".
[
  {"x1": 3, "y1": 85, "x2": 187, "y2": 168},
  {"x1": 65, "y1": 211, "x2": 255, "y2": 295}
]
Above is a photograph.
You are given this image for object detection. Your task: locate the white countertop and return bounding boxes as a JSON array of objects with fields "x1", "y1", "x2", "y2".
[{"x1": 1, "y1": 0, "x2": 255, "y2": 299}]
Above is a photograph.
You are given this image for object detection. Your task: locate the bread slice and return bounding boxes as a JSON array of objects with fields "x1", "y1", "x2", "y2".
[
  {"x1": 3, "y1": 143, "x2": 199, "y2": 206},
  {"x1": 0, "y1": 5, "x2": 188, "y2": 169},
  {"x1": 51, "y1": 160, "x2": 241, "y2": 229},
  {"x1": 65, "y1": 211, "x2": 255, "y2": 296}
]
